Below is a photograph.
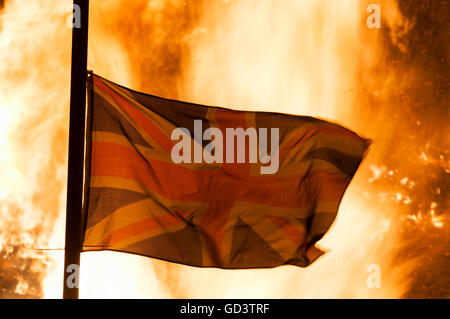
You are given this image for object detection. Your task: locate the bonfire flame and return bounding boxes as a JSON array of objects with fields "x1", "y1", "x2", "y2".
[{"x1": 0, "y1": 0, "x2": 447, "y2": 298}]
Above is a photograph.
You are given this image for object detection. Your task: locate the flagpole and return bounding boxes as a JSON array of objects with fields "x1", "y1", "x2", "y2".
[{"x1": 63, "y1": 0, "x2": 90, "y2": 299}]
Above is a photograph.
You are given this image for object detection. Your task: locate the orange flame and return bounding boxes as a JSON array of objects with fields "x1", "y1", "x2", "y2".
[{"x1": 1, "y1": 0, "x2": 445, "y2": 298}]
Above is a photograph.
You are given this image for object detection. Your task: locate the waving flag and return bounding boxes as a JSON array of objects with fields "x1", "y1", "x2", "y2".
[{"x1": 82, "y1": 74, "x2": 370, "y2": 268}]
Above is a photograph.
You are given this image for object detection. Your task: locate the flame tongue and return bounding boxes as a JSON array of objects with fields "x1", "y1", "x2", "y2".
[{"x1": 0, "y1": 0, "x2": 73, "y2": 298}]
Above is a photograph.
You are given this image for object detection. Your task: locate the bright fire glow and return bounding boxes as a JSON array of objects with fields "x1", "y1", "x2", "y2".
[{"x1": 0, "y1": 0, "x2": 446, "y2": 299}]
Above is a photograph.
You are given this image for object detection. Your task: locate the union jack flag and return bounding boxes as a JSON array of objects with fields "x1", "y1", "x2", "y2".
[{"x1": 82, "y1": 74, "x2": 370, "y2": 268}]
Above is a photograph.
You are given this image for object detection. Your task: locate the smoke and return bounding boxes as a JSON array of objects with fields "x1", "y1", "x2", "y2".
[
  {"x1": 0, "y1": 200, "x2": 47, "y2": 298},
  {"x1": 88, "y1": 0, "x2": 202, "y2": 98}
]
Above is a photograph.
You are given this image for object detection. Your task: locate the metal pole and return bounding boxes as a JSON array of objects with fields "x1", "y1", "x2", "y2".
[{"x1": 63, "y1": 0, "x2": 90, "y2": 299}]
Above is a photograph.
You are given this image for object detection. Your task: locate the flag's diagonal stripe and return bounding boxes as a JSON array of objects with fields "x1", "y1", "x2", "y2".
[
  {"x1": 90, "y1": 176, "x2": 148, "y2": 194},
  {"x1": 265, "y1": 215, "x2": 307, "y2": 247},
  {"x1": 114, "y1": 221, "x2": 188, "y2": 250},
  {"x1": 84, "y1": 197, "x2": 192, "y2": 247},
  {"x1": 220, "y1": 204, "x2": 308, "y2": 264},
  {"x1": 94, "y1": 76, "x2": 175, "y2": 153},
  {"x1": 85, "y1": 198, "x2": 167, "y2": 246},
  {"x1": 87, "y1": 176, "x2": 207, "y2": 232},
  {"x1": 278, "y1": 122, "x2": 369, "y2": 161},
  {"x1": 239, "y1": 211, "x2": 301, "y2": 262},
  {"x1": 100, "y1": 210, "x2": 191, "y2": 249},
  {"x1": 98, "y1": 76, "x2": 187, "y2": 148},
  {"x1": 92, "y1": 91, "x2": 154, "y2": 148},
  {"x1": 93, "y1": 88, "x2": 164, "y2": 151},
  {"x1": 251, "y1": 153, "x2": 352, "y2": 180},
  {"x1": 275, "y1": 124, "x2": 368, "y2": 179},
  {"x1": 279, "y1": 133, "x2": 364, "y2": 170},
  {"x1": 302, "y1": 147, "x2": 363, "y2": 177},
  {"x1": 99, "y1": 76, "x2": 176, "y2": 125}
]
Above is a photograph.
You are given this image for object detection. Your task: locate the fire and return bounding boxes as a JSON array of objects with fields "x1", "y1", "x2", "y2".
[
  {"x1": 0, "y1": 0, "x2": 447, "y2": 298},
  {"x1": 0, "y1": 0, "x2": 71, "y2": 298}
]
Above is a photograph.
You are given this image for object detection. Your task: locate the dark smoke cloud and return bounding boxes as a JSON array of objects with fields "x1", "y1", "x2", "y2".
[
  {"x1": 96, "y1": 0, "x2": 203, "y2": 99},
  {"x1": 0, "y1": 201, "x2": 48, "y2": 299},
  {"x1": 0, "y1": 0, "x2": 4, "y2": 32},
  {"x1": 0, "y1": 246, "x2": 46, "y2": 299}
]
